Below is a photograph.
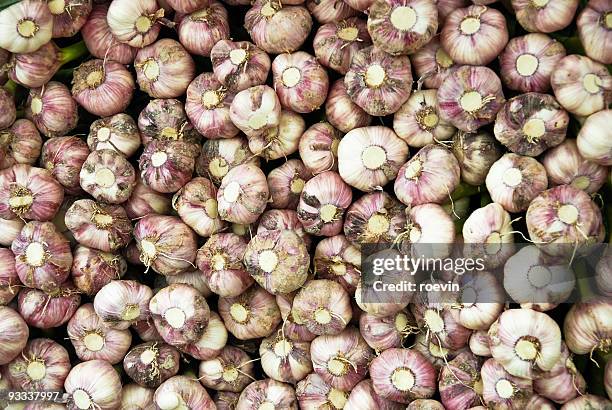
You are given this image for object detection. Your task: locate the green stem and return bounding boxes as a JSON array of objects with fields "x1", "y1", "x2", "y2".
[
  {"x1": 450, "y1": 183, "x2": 480, "y2": 201},
  {"x1": 60, "y1": 41, "x2": 88, "y2": 66},
  {"x1": 0, "y1": 0, "x2": 21, "y2": 10},
  {"x1": 574, "y1": 258, "x2": 598, "y2": 301},
  {"x1": 3, "y1": 79, "x2": 17, "y2": 95}
]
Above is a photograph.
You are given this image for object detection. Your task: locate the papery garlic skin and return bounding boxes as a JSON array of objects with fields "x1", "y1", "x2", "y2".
[
  {"x1": 561, "y1": 394, "x2": 612, "y2": 410},
  {"x1": 139, "y1": 140, "x2": 196, "y2": 194},
  {"x1": 367, "y1": 0, "x2": 438, "y2": 56},
  {"x1": 199, "y1": 345, "x2": 255, "y2": 391},
  {"x1": 325, "y1": 79, "x2": 372, "y2": 133},
  {"x1": 314, "y1": 17, "x2": 371, "y2": 75},
  {"x1": 578, "y1": 0, "x2": 612, "y2": 64},
  {"x1": 292, "y1": 279, "x2": 352, "y2": 336},
  {"x1": 563, "y1": 299, "x2": 612, "y2": 355},
  {"x1": 41, "y1": 136, "x2": 89, "y2": 194},
  {"x1": 196, "y1": 136, "x2": 259, "y2": 185},
  {"x1": 268, "y1": 159, "x2": 312, "y2": 210},
  {"x1": 261, "y1": 332, "x2": 312, "y2": 384},
  {"x1": 494, "y1": 92, "x2": 569, "y2": 157},
  {"x1": 551, "y1": 54, "x2": 612, "y2": 117},
  {"x1": 543, "y1": 139, "x2": 608, "y2": 193},
  {"x1": 439, "y1": 351, "x2": 483, "y2": 410},
  {"x1": 71, "y1": 245, "x2": 127, "y2": 296},
  {"x1": 235, "y1": 378, "x2": 298, "y2": 410},
  {"x1": 155, "y1": 375, "x2": 216, "y2": 410},
  {"x1": 124, "y1": 176, "x2": 172, "y2": 219},
  {"x1": 0, "y1": 306, "x2": 29, "y2": 365},
  {"x1": 18, "y1": 281, "x2": 81, "y2": 329},
  {"x1": 314, "y1": 235, "x2": 361, "y2": 293},
  {"x1": 437, "y1": 65, "x2": 505, "y2": 132},
  {"x1": 88, "y1": 113, "x2": 141, "y2": 158},
  {"x1": 0, "y1": 87, "x2": 16, "y2": 131},
  {"x1": 26, "y1": 81, "x2": 79, "y2": 138},
  {"x1": 81, "y1": 4, "x2": 138, "y2": 64},
  {"x1": 499, "y1": 33, "x2": 566, "y2": 93},
  {"x1": 8, "y1": 41, "x2": 61, "y2": 88},
  {"x1": 481, "y1": 358, "x2": 533, "y2": 409},
  {"x1": 511, "y1": 0, "x2": 578, "y2": 33},
  {"x1": 296, "y1": 372, "x2": 350, "y2": 410},
  {"x1": 401, "y1": 203, "x2": 455, "y2": 259},
  {"x1": 94, "y1": 280, "x2": 153, "y2": 330},
  {"x1": 0, "y1": 119, "x2": 42, "y2": 169},
  {"x1": 181, "y1": 311, "x2": 228, "y2": 360},
  {"x1": 0, "y1": 217, "x2": 24, "y2": 247},
  {"x1": 344, "y1": 191, "x2": 406, "y2": 246},
  {"x1": 345, "y1": 379, "x2": 404, "y2": 410},
  {"x1": 49, "y1": 0, "x2": 92, "y2": 38},
  {"x1": 107, "y1": 0, "x2": 163, "y2": 48},
  {"x1": 533, "y1": 343, "x2": 586, "y2": 404},
  {"x1": 411, "y1": 36, "x2": 456, "y2": 89},
  {"x1": 345, "y1": 46, "x2": 412, "y2": 116},
  {"x1": 229, "y1": 85, "x2": 281, "y2": 137},
  {"x1": 577, "y1": 109, "x2": 612, "y2": 166},
  {"x1": 121, "y1": 384, "x2": 155, "y2": 409},
  {"x1": 452, "y1": 131, "x2": 503, "y2": 186},
  {"x1": 0, "y1": 0, "x2": 53, "y2": 53},
  {"x1": 186, "y1": 72, "x2": 239, "y2": 139},
  {"x1": 217, "y1": 163, "x2": 269, "y2": 224},
  {"x1": 307, "y1": 0, "x2": 358, "y2": 24},
  {"x1": 174, "y1": 177, "x2": 226, "y2": 237},
  {"x1": 135, "y1": 38, "x2": 196, "y2": 98},
  {"x1": 299, "y1": 122, "x2": 342, "y2": 175},
  {"x1": 166, "y1": 0, "x2": 210, "y2": 13},
  {"x1": 80, "y1": 149, "x2": 136, "y2": 204},
  {"x1": 166, "y1": 269, "x2": 212, "y2": 298},
  {"x1": 178, "y1": 3, "x2": 230, "y2": 57},
  {"x1": 64, "y1": 360, "x2": 122, "y2": 410},
  {"x1": 0, "y1": 248, "x2": 19, "y2": 305},
  {"x1": 441, "y1": 5, "x2": 508, "y2": 66},
  {"x1": 485, "y1": 153, "x2": 548, "y2": 213},
  {"x1": 138, "y1": 98, "x2": 201, "y2": 148},
  {"x1": 248, "y1": 110, "x2": 305, "y2": 160},
  {"x1": 211, "y1": 40, "x2": 271, "y2": 92},
  {"x1": 258, "y1": 209, "x2": 311, "y2": 247}
]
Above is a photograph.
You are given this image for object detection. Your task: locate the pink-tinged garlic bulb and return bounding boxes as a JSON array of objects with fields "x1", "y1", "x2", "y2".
[
  {"x1": 134, "y1": 214, "x2": 198, "y2": 275},
  {"x1": 596, "y1": 249, "x2": 612, "y2": 297},
  {"x1": 211, "y1": 40, "x2": 271, "y2": 92},
  {"x1": 154, "y1": 375, "x2": 216, "y2": 410},
  {"x1": 481, "y1": 358, "x2": 533, "y2": 408},
  {"x1": 411, "y1": 301, "x2": 471, "y2": 350},
  {"x1": 314, "y1": 235, "x2": 361, "y2": 293},
  {"x1": 345, "y1": 379, "x2": 405, "y2": 410},
  {"x1": 80, "y1": 149, "x2": 136, "y2": 203},
  {"x1": 485, "y1": 153, "x2": 547, "y2": 213},
  {"x1": 174, "y1": 177, "x2": 225, "y2": 237},
  {"x1": 166, "y1": 0, "x2": 210, "y2": 13},
  {"x1": 408, "y1": 400, "x2": 446, "y2": 410},
  {"x1": 123, "y1": 341, "x2": 180, "y2": 388},
  {"x1": 578, "y1": 0, "x2": 612, "y2": 64},
  {"x1": 343, "y1": 0, "x2": 374, "y2": 11},
  {"x1": 185, "y1": 72, "x2": 239, "y2": 139},
  {"x1": 296, "y1": 372, "x2": 350, "y2": 409},
  {"x1": 533, "y1": 343, "x2": 586, "y2": 404},
  {"x1": 0, "y1": 164, "x2": 64, "y2": 221},
  {"x1": 310, "y1": 327, "x2": 373, "y2": 390},
  {"x1": 165, "y1": 269, "x2": 212, "y2": 297},
  {"x1": 0, "y1": 306, "x2": 29, "y2": 365},
  {"x1": 41, "y1": 136, "x2": 89, "y2": 194},
  {"x1": 0, "y1": 87, "x2": 16, "y2": 131},
  {"x1": 437, "y1": 66, "x2": 505, "y2": 132},
  {"x1": 367, "y1": 0, "x2": 438, "y2": 56},
  {"x1": 196, "y1": 136, "x2": 259, "y2": 185},
  {"x1": 8, "y1": 41, "x2": 61, "y2": 88},
  {"x1": 26, "y1": 81, "x2": 78, "y2": 137},
  {"x1": 139, "y1": 140, "x2": 196, "y2": 194},
  {"x1": 527, "y1": 185, "x2": 604, "y2": 256},
  {"x1": 94, "y1": 280, "x2": 153, "y2": 330},
  {"x1": 64, "y1": 360, "x2": 122, "y2": 410},
  {"x1": 499, "y1": 34, "x2": 566, "y2": 93},
  {"x1": 393, "y1": 90, "x2": 456, "y2": 148},
  {"x1": 6, "y1": 338, "x2": 70, "y2": 392},
  {"x1": 88, "y1": 113, "x2": 141, "y2": 158},
  {"x1": 0, "y1": 248, "x2": 19, "y2": 305},
  {"x1": 268, "y1": 159, "x2": 311, "y2": 210},
  {"x1": 229, "y1": 85, "x2": 281, "y2": 138},
  {"x1": 314, "y1": 18, "x2": 371, "y2": 75},
  {"x1": 81, "y1": 4, "x2": 138, "y2": 64},
  {"x1": 494, "y1": 93, "x2": 569, "y2": 157},
  {"x1": 551, "y1": 54, "x2": 612, "y2": 117},
  {"x1": 453, "y1": 271, "x2": 505, "y2": 330},
  {"x1": 562, "y1": 395, "x2": 612, "y2": 410},
  {"x1": 394, "y1": 144, "x2": 460, "y2": 207},
  {"x1": 399, "y1": 203, "x2": 455, "y2": 258},
  {"x1": 107, "y1": 0, "x2": 163, "y2": 48},
  {"x1": 439, "y1": 351, "x2": 483, "y2": 410},
  {"x1": 218, "y1": 285, "x2": 282, "y2": 340},
  {"x1": 12, "y1": 221, "x2": 72, "y2": 292},
  {"x1": 260, "y1": 329, "x2": 312, "y2": 383},
  {"x1": 124, "y1": 176, "x2": 172, "y2": 219},
  {"x1": 71, "y1": 245, "x2": 127, "y2": 296},
  {"x1": 452, "y1": 131, "x2": 504, "y2": 186},
  {"x1": 18, "y1": 281, "x2": 81, "y2": 328},
  {"x1": 217, "y1": 163, "x2": 269, "y2": 224},
  {"x1": 244, "y1": 229, "x2": 310, "y2": 295},
  {"x1": 511, "y1": 0, "x2": 578, "y2": 33},
  {"x1": 276, "y1": 293, "x2": 317, "y2": 342},
  {"x1": 181, "y1": 311, "x2": 228, "y2": 360},
  {"x1": 370, "y1": 348, "x2": 436, "y2": 403},
  {"x1": 325, "y1": 79, "x2": 372, "y2": 133},
  {"x1": 0, "y1": 0, "x2": 53, "y2": 53},
  {"x1": 355, "y1": 266, "x2": 412, "y2": 318},
  {"x1": 577, "y1": 109, "x2": 612, "y2": 166},
  {"x1": 248, "y1": 110, "x2": 305, "y2": 160},
  {"x1": 48, "y1": 0, "x2": 92, "y2": 38},
  {"x1": 258, "y1": 210, "x2": 311, "y2": 248},
  {"x1": 0, "y1": 217, "x2": 24, "y2": 247},
  {"x1": 563, "y1": 298, "x2": 612, "y2": 355},
  {"x1": 272, "y1": 51, "x2": 329, "y2": 113},
  {"x1": 199, "y1": 345, "x2": 255, "y2": 391},
  {"x1": 488, "y1": 309, "x2": 561, "y2": 380},
  {"x1": 338, "y1": 126, "x2": 408, "y2": 192},
  {"x1": 121, "y1": 384, "x2": 155, "y2": 409},
  {"x1": 235, "y1": 380, "x2": 298, "y2": 410},
  {"x1": 470, "y1": 330, "x2": 492, "y2": 357},
  {"x1": 135, "y1": 39, "x2": 195, "y2": 98},
  {"x1": 307, "y1": 0, "x2": 358, "y2": 24},
  {"x1": 441, "y1": 5, "x2": 508, "y2": 65},
  {"x1": 292, "y1": 279, "x2": 352, "y2": 336},
  {"x1": 299, "y1": 122, "x2": 342, "y2": 175},
  {"x1": 177, "y1": 3, "x2": 230, "y2": 57},
  {"x1": 542, "y1": 139, "x2": 612, "y2": 194},
  {"x1": 71, "y1": 59, "x2": 135, "y2": 117},
  {"x1": 244, "y1": 1, "x2": 312, "y2": 54},
  {"x1": 297, "y1": 171, "x2": 353, "y2": 236},
  {"x1": 197, "y1": 233, "x2": 253, "y2": 297},
  {"x1": 344, "y1": 46, "x2": 412, "y2": 116},
  {"x1": 138, "y1": 98, "x2": 201, "y2": 148},
  {"x1": 411, "y1": 36, "x2": 456, "y2": 89},
  {"x1": 65, "y1": 199, "x2": 131, "y2": 253},
  {"x1": 344, "y1": 191, "x2": 406, "y2": 245}
]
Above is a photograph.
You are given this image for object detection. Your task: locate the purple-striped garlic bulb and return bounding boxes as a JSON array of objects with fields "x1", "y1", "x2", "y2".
[
  {"x1": 71, "y1": 245, "x2": 127, "y2": 296},
  {"x1": 325, "y1": 79, "x2": 372, "y2": 133},
  {"x1": 124, "y1": 176, "x2": 172, "y2": 219},
  {"x1": 0, "y1": 248, "x2": 19, "y2": 305},
  {"x1": 345, "y1": 379, "x2": 405, "y2": 410},
  {"x1": 8, "y1": 41, "x2": 61, "y2": 88},
  {"x1": 439, "y1": 351, "x2": 484, "y2": 410},
  {"x1": 314, "y1": 17, "x2": 371, "y2": 75},
  {"x1": 196, "y1": 137, "x2": 258, "y2": 185},
  {"x1": 499, "y1": 33, "x2": 566, "y2": 93},
  {"x1": 411, "y1": 36, "x2": 457, "y2": 89},
  {"x1": 198, "y1": 345, "x2": 255, "y2": 391},
  {"x1": 64, "y1": 360, "x2": 123, "y2": 410},
  {"x1": 181, "y1": 311, "x2": 228, "y2": 360},
  {"x1": 292, "y1": 279, "x2": 352, "y2": 336},
  {"x1": 48, "y1": 0, "x2": 92, "y2": 38},
  {"x1": 87, "y1": 113, "x2": 142, "y2": 158},
  {"x1": 511, "y1": 0, "x2": 578, "y2": 33},
  {"x1": 71, "y1": 59, "x2": 135, "y2": 117},
  {"x1": 173, "y1": 177, "x2": 225, "y2": 237},
  {"x1": 399, "y1": 203, "x2": 456, "y2": 258},
  {"x1": 296, "y1": 372, "x2": 350, "y2": 410},
  {"x1": 343, "y1": 191, "x2": 406, "y2": 245},
  {"x1": 211, "y1": 40, "x2": 270, "y2": 92},
  {"x1": 345, "y1": 46, "x2": 412, "y2": 117},
  {"x1": 267, "y1": 159, "x2": 312, "y2": 210},
  {"x1": 0, "y1": 306, "x2": 28, "y2": 364},
  {"x1": 139, "y1": 140, "x2": 196, "y2": 194},
  {"x1": 577, "y1": 109, "x2": 612, "y2": 166},
  {"x1": 154, "y1": 375, "x2": 216, "y2": 410},
  {"x1": 299, "y1": 122, "x2": 342, "y2": 175},
  {"x1": 481, "y1": 358, "x2": 533, "y2": 408},
  {"x1": 81, "y1": 4, "x2": 138, "y2": 64},
  {"x1": 123, "y1": 341, "x2": 180, "y2": 388},
  {"x1": 314, "y1": 235, "x2": 361, "y2": 294},
  {"x1": 260, "y1": 329, "x2": 312, "y2": 383},
  {"x1": 452, "y1": 130, "x2": 504, "y2": 186},
  {"x1": 165, "y1": 269, "x2": 212, "y2": 298},
  {"x1": 229, "y1": 85, "x2": 281, "y2": 137},
  {"x1": 138, "y1": 98, "x2": 201, "y2": 148},
  {"x1": 437, "y1": 65, "x2": 505, "y2": 132},
  {"x1": 235, "y1": 378, "x2": 298, "y2": 410},
  {"x1": 0, "y1": 88, "x2": 16, "y2": 135},
  {"x1": 248, "y1": 110, "x2": 305, "y2": 160},
  {"x1": 257, "y1": 209, "x2": 311, "y2": 248},
  {"x1": 41, "y1": 136, "x2": 89, "y2": 194},
  {"x1": 0, "y1": 1, "x2": 53, "y2": 53},
  {"x1": 578, "y1": 0, "x2": 612, "y2": 64},
  {"x1": 106, "y1": 0, "x2": 163, "y2": 48},
  {"x1": 80, "y1": 149, "x2": 137, "y2": 204},
  {"x1": 359, "y1": 310, "x2": 417, "y2": 351},
  {"x1": 533, "y1": 343, "x2": 586, "y2": 403},
  {"x1": 177, "y1": 2, "x2": 230, "y2": 57},
  {"x1": 93, "y1": 280, "x2": 153, "y2": 330},
  {"x1": 306, "y1": 0, "x2": 358, "y2": 24},
  {"x1": 18, "y1": 281, "x2": 80, "y2": 328},
  {"x1": 216, "y1": 163, "x2": 268, "y2": 224},
  {"x1": 26, "y1": 81, "x2": 78, "y2": 137}
]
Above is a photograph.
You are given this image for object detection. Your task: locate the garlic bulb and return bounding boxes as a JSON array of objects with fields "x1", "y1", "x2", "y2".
[
  {"x1": 154, "y1": 375, "x2": 216, "y2": 410},
  {"x1": 533, "y1": 343, "x2": 586, "y2": 404},
  {"x1": 313, "y1": 17, "x2": 371, "y2": 75},
  {"x1": 481, "y1": 358, "x2": 533, "y2": 409},
  {"x1": 0, "y1": 306, "x2": 29, "y2": 365},
  {"x1": 173, "y1": 177, "x2": 225, "y2": 237},
  {"x1": 71, "y1": 245, "x2": 127, "y2": 296},
  {"x1": 267, "y1": 159, "x2": 311, "y2": 210},
  {"x1": 0, "y1": 119, "x2": 42, "y2": 170},
  {"x1": 229, "y1": 85, "x2": 281, "y2": 137},
  {"x1": 166, "y1": 0, "x2": 210, "y2": 13},
  {"x1": 26, "y1": 81, "x2": 78, "y2": 138},
  {"x1": 314, "y1": 235, "x2": 361, "y2": 293},
  {"x1": 178, "y1": 3, "x2": 230, "y2": 57},
  {"x1": 344, "y1": 191, "x2": 406, "y2": 245},
  {"x1": 181, "y1": 311, "x2": 228, "y2": 360},
  {"x1": 94, "y1": 280, "x2": 153, "y2": 330},
  {"x1": 64, "y1": 360, "x2": 122, "y2": 410},
  {"x1": 48, "y1": 0, "x2": 92, "y2": 38},
  {"x1": 217, "y1": 163, "x2": 269, "y2": 224},
  {"x1": 299, "y1": 122, "x2": 342, "y2": 175},
  {"x1": 211, "y1": 40, "x2": 271, "y2": 92},
  {"x1": 139, "y1": 140, "x2": 196, "y2": 194},
  {"x1": 439, "y1": 351, "x2": 483, "y2": 410},
  {"x1": 138, "y1": 98, "x2": 201, "y2": 148},
  {"x1": 563, "y1": 299, "x2": 611, "y2": 355},
  {"x1": 325, "y1": 79, "x2": 372, "y2": 133},
  {"x1": 260, "y1": 331, "x2": 313, "y2": 383},
  {"x1": 0, "y1": 87, "x2": 16, "y2": 131},
  {"x1": 80, "y1": 149, "x2": 136, "y2": 204},
  {"x1": 196, "y1": 136, "x2": 259, "y2": 185},
  {"x1": 452, "y1": 130, "x2": 504, "y2": 186},
  {"x1": 577, "y1": 109, "x2": 612, "y2": 166},
  {"x1": 292, "y1": 279, "x2": 352, "y2": 336},
  {"x1": 88, "y1": 113, "x2": 141, "y2": 158},
  {"x1": 124, "y1": 176, "x2": 172, "y2": 219},
  {"x1": 411, "y1": 36, "x2": 456, "y2": 89},
  {"x1": 41, "y1": 136, "x2": 89, "y2": 194},
  {"x1": 18, "y1": 281, "x2": 81, "y2": 328},
  {"x1": 8, "y1": 41, "x2": 61, "y2": 88},
  {"x1": 306, "y1": 0, "x2": 358, "y2": 24},
  {"x1": 511, "y1": 0, "x2": 578, "y2": 33},
  {"x1": 121, "y1": 384, "x2": 155, "y2": 409},
  {"x1": 578, "y1": 0, "x2": 612, "y2": 64},
  {"x1": 0, "y1": 0, "x2": 53, "y2": 53},
  {"x1": 296, "y1": 372, "x2": 351, "y2": 410},
  {"x1": 107, "y1": 0, "x2": 163, "y2": 48},
  {"x1": 235, "y1": 378, "x2": 298, "y2": 410},
  {"x1": 198, "y1": 345, "x2": 255, "y2": 391},
  {"x1": 345, "y1": 379, "x2": 404, "y2": 410},
  {"x1": 248, "y1": 110, "x2": 305, "y2": 160}
]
